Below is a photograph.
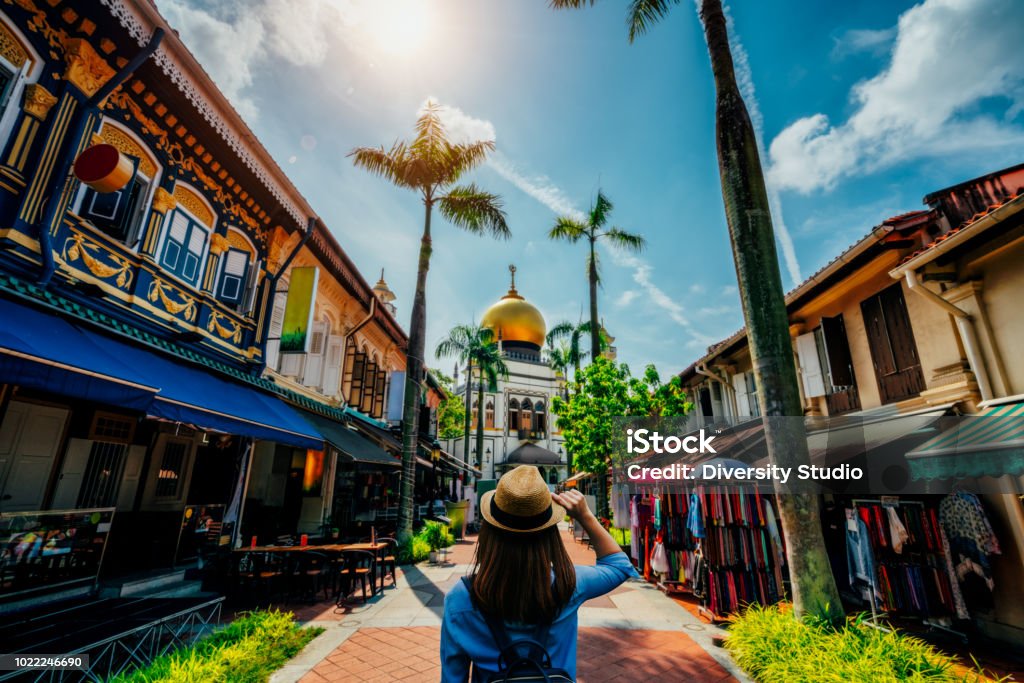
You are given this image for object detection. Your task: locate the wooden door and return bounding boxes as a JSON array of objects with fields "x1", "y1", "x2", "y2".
[{"x1": 0, "y1": 401, "x2": 69, "y2": 511}]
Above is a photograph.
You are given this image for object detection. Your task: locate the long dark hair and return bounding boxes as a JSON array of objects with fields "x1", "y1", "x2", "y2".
[{"x1": 469, "y1": 520, "x2": 576, "y2": 624}]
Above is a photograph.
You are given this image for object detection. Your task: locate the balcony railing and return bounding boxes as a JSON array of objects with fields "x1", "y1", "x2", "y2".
[{"x1": 55, "y1": 214, "x2": 258, "y2": 362}]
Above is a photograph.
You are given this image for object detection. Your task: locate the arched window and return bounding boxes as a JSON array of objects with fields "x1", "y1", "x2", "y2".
[
  {"x1": 76, "y1": 121, "x2": 161, "y2": 247},
  {"x1": 548, "y1": 469, "x2": 558, "y2": 485},
  {"x1": 0, "y1": 21, "x2": 40, "y2": 163},
  {"x1": 485, "y1": 400, "x2": 495, "y2": 430},
  {"x1": 507, "y1": 399, "x2": 519, "y2": 435},
  {"x1": 216, "y1": 230, "x2": 256, "y2": 310},
  {"x1": 534, "y1": 401, "x2": 546, "y2": 439},
  {"x1": 160, "y1": 184, "x2": 214, "y2": 288},
  {"x1": 520, "y1": 399, "x2": 533, "y2": 434}
]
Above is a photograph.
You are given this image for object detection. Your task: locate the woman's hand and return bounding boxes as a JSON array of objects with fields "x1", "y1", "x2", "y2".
[{"x1": 552, "y1": 490, "x2": 594, "y2": 522}]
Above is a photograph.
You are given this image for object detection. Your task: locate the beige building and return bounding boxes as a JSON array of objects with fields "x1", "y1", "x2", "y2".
[{"x1": 676, "y1": 163, "x2": 1024, "y2": 644}]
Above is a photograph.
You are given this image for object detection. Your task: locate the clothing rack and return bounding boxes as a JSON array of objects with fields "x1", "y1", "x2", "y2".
[{"x1": 850, "y1": 498, "x2": 965, "y2": 642}]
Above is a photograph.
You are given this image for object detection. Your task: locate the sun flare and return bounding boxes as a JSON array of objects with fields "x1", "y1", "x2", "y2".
[{"x1": 362, "y1": 0, "x2": 433, "y2": 57}]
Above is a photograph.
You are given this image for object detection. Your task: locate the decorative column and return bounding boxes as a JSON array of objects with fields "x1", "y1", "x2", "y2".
[
  {"x1": 203, "y1": 232, "x2": 230, "y2": 295},
  {"x1": 16, "y1": 38, "x2": 114, "y2": 231},
  {"x1": 4, "y1": 85, "x2": 57, "y2": 174},
  {"x1": 141, "y1": 186, "x2": 176, "y2": 260}
]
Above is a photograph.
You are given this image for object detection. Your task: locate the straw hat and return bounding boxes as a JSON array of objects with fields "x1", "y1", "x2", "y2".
[{"x1": 480, "y1": 465, "x2": 565, "y2": 533}]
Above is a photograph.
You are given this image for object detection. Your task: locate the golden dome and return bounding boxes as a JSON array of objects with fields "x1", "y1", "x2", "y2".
[{"x1": 481, "y1": 266, "x2": 546, "y2": 348}]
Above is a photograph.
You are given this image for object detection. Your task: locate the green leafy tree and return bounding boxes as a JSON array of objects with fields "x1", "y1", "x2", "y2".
[
  {"x1": 550, "y1": 0, "x2": 844, "y2": 620},
  {"x1": 431, "y1": 371, "x2": 467, "y2": 441},
  {"x1": 552, "y1": 358, "x2": 690, "y2": 515},
  {"x1": 548, "y1": 192, "x2": 645, "y2": 362},
  {"x1": 350, "y1": 102, "x2": 510, "y2": 542},
  {"x1": 435, "y1": 323, "x2": 508, "y2": 469}
]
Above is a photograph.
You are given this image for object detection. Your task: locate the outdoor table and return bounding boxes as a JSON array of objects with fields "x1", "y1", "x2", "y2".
[{"x1": 232, "y1": 543, "x2": 388, "y2": 597}]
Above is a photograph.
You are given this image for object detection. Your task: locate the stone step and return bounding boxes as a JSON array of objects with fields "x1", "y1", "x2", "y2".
[{"x1": 101, "y1": 568, "x2": 188, "y2": 598}]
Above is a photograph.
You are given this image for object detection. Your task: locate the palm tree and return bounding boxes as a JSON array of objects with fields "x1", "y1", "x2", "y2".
[
  {"x1": 548, "y1": 191, "x2": 645, "y2": 361},
  {"x1": 436, "y1": 325, "x2": 482, "y2": 466},
  {"x1": 435, "y1": 324, "x2": 508, "y2": 470},
  {"x1": 549, "y1": 0, "x2": 843, "y2": 620},
  {"x1": 546, "y1": 319, "x2": 600, "y2": 382},
  {"x1": 350, "y1": 102, "x2": 510, "y2": 541}
]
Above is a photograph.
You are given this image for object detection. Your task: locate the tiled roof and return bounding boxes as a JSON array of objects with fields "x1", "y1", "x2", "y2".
[
  {"x1": 0, "y1": 271, "x2": 352, "y2": 423},
  {"x1": 899, "y1": 191, "x2": 1023, "y2": 265}
]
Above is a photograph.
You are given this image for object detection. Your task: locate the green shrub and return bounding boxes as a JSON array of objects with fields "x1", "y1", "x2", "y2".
[
  {"x1": 108, "y1": 610, "x2": 321, "y2": 683},
  {"x1": 422, "y1": 521, "x2": 454, "y2": 551},
  {"x1": 725, "y1": 604, "x2": 1003, "y2": 683},
  {"x1": 397, "y1": 536, "x2": 431, "y2": 564}
]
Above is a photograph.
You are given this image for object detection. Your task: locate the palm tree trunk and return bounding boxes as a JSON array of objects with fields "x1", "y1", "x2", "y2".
[
  {"x1": 588, "y1": 237, "x2": 601, "y2": 360},
  {"x1": 699, "y1": 0, "x2": 842, "y2": 620},
  {"x1": 475, "y1": 380, "x2": 485, "y2": 470},
  {"x1": 398, "y1": 200, "x2": 433, "y2": 543},
  {"x1": 462, "y1": 359, "x2": 473, "y2": 466}
]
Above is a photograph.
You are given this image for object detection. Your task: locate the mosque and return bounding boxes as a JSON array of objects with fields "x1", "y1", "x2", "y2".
[{"x1": 444, "y1": 266, "x2": 568, "y2": 486}]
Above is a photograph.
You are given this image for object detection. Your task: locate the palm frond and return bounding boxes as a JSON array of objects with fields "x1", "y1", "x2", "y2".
[
  {"x1": 438, "y1": 140, "x2": 496, "y2": 187},
  {"x1": 434, "y1": 323, "x2": 476, "y2": 360},
  {"x1": 627, "y1": 0, "x2": 682, "y2": 43},
  {"x1": 412, "y1": 100, "x2": 448, "y2": 159},
  {"x1": 347, "y1": 143, "x2": 417, "y2": 190},
  {"x1": 604, "y1": 227, "x2": 647, "y2": 253},
  {"x1": 438, "y1": 184, "x2": 510, "y2": 238},
  {"x1": 590, "y1": 189, "x2": 614, "y2": 228},
  {"x1": 549, "y1": 0, "x2": 597, "y2": 7},
  {"x1": 546, "y1": 320, "x2": 577, "y2": 347},
  {"x1": 548, "y1": 216, "x2": 587, "y2": 242}
]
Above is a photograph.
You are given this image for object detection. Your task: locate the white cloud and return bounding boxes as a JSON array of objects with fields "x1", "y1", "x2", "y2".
[
  {"x1": 831, "y1": 27, "x2": 897, "y2": 59},
  {"x1": 615, "y1": 290, "x2": 639, "y2": 307},
  {"x1": 427, "y1": 100, "x2": 498, "y2": 145},
  {"x1": 688, "y1": 283, "x2": 706, "y2": 295},
  {"x1": 720, "y1": 284, "x2": 737, "y2": 297},
  {"x1": 158, "y1": 0, "x2": 265, "y2": 119},
  {"x1": 488, "y1": 152, "x2": 586, "y2": 221},
  {"x1": 768, "y1": 0, "x2": 1024, "y2": 195},
  {"x1": 721, "y1": 4, "x2": 802, "y2": 287}
]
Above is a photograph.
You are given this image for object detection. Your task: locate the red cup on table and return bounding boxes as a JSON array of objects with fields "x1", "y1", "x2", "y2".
[
  {"x1": 250, "y1": 536, "x2": 257, "y2": 548},
  {"x1": 300, "y1": 534, "x2": 308, "y2": 547}
]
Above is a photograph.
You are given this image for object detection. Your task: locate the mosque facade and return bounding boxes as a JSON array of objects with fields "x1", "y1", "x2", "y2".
[{"x1": 444, "y1": 266, "x2": 568, "y2": 486}]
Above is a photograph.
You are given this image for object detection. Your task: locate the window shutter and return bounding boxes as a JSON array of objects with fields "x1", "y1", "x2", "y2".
[
  {"x1": 349, "y1": 351, "x2": 366, "y2": 406},
  {"x1": 373, "y1": 365, "x2": 387, "y2": 418},
  {"x1": 360, "y1": 362, "x2": 376, "y2": 414},
  {"x1": 265, "y1": 292, "x2": 286, "y2": 371},
  {"x1": 820, "y1": 315, "x2": 855, "y2": 388},
  {"x1": 322, "y1": 335, "x2": 344, "y2": 397},
  {"x1": 796, "y1": 332, "x2": 827, "y2": 398},
  {"x1": 218, "y1": 248, "x2": 249, "y2": 305},
  {"x1": 302, "y1": 321, "x2": 327, "y2": 387},
  {"x1": 732, "y1": 372, "x2": 750, "y2": 418},
  {"x1": 51, "y1": 438, "x2": 92, "y2": 510},
  {"x1": 279, "y1": 347, "x2": 303, "y2": 377},
  {"x1": 861, "y1": 295, "x2": 897, "y2": 376},
  {"x1": 116, "y1": 444, "x2": 146, "y2": 511}
]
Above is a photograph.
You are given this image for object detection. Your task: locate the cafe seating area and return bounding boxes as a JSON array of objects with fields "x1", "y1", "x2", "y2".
[{"x1": 212, "y1": 534, "x2": 401, "y2": 610}]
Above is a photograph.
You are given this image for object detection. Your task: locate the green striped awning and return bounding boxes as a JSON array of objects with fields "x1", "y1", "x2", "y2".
[{"x1": 907, "y1": 402, "x2": 1024, "y2": 480}]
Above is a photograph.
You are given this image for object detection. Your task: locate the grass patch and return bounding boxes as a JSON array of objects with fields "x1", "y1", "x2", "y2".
[
  {"x1": 725, "y1": 604, "x2": 1005, "y2": 683},
  {"x1": 107, "y1": 610, "x2": 322, "y2": 683}
]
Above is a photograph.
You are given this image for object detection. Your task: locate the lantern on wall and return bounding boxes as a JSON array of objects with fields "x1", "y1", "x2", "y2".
[{"x1": 73, "y1": 143, "x2": 134, "y2": 193}]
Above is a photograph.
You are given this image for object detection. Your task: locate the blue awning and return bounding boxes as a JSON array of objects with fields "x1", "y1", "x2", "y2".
[
  {"x1": 0, "y1": 297, "x2": 157, "y2": 409},
  {"x1": 0, "y1": 295, "x2": 322, "y2": 450}
]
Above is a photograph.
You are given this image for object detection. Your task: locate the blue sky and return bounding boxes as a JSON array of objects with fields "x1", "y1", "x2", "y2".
[{"x1": 157, "y1": 0, "x2": 1024, "y2": 377}]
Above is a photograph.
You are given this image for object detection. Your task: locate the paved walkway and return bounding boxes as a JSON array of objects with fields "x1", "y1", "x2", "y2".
[{"x1": 270, "y1": 525, "x2": 748, "y2": 683}]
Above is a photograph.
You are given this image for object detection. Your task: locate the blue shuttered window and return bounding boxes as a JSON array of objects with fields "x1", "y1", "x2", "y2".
[{"x1": 160, "y1": 210, "x2": 208, "y2": 287}]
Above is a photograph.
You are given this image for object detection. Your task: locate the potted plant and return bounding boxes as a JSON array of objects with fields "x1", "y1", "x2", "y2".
[{"x1": 423, "y1": 521, "x2": 447, "y2": 563}]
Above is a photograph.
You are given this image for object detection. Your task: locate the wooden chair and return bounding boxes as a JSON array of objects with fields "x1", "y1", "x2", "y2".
[
  {"x1": 290, "y1": 551, "x2": 331, "y2": 603},
  {"x1": 376, "y1": 537, "x2": 398, "y2": 589},
  {"x1": 235, "y1": 552, "x2": 285, "y2": 605},
  {"x1": 336, "y1": 550, "x2": 375, "y2": 605}
]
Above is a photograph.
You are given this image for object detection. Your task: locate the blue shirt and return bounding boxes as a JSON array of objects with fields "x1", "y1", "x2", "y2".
[{"x1": 440, "y1": 552, "x2": 637, "y2": 682}]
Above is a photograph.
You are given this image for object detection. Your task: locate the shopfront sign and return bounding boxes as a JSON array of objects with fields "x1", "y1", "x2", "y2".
[{"x1": 280, "y1": 266, "x2": 319, "y2": 353}]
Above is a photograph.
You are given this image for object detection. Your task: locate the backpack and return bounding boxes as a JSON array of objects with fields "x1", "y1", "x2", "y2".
[{"x1": 461, "y1": 576, "x2": 575, "y2": 683}]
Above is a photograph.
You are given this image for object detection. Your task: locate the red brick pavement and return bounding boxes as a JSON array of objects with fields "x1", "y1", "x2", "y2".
[
  {"x1": 299, "y1": 626, "x2": 737, "y2": 683},
  {"x1": 297, "y1": 527, "x2": 737, "y2": 683}
]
